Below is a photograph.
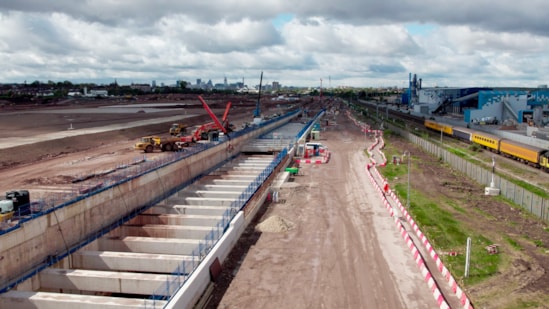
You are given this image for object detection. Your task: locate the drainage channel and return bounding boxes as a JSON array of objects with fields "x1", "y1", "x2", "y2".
[{"x1": 0, "y1": 153, "x2": 281, "y2": 309}]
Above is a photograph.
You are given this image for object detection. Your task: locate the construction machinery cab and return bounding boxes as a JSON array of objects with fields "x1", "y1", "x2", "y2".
[
  {"x1": 6, "y1": 190, "x2": 30, "y2": 211},
  {"x1": 0, "y1": 200, "x2": 13, "y2": 214},
  {"x1": 169, "y1": 123, "x2": 187, "y2": 136}
]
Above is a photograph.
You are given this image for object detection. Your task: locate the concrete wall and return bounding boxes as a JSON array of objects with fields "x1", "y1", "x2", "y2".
[
  {"x1": 0, "y1": 116, "x2": 292, "y2": 290},
  {"x1": 165, "y1": 212, "x2": 246, "y2": 309}
]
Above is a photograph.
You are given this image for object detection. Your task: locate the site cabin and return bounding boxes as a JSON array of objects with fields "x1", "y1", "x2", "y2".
[{"x1": 296, "y1": 142, "x2": 328, "y2": 157}]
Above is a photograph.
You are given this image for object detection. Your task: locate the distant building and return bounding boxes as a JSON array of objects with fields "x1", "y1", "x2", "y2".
[
  {"x1": 83, "y1": 87, "x2": 109, "y2": 97},
  {"x1": 272, "y1": 81, "x2": 280, "y2": 92},
  {"x1": 130, "y1": 83, "x2": 152, "y2": 92}
]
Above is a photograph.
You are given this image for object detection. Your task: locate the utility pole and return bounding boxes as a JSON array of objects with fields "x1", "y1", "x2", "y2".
[{"x1": 404, "y1": 150, "x2": 411, "y2": 207}]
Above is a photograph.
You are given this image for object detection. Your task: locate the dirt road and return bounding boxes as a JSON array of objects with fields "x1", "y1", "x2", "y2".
[{"x1": 209, "y1": 114, "x2": 439, "y2": 308}]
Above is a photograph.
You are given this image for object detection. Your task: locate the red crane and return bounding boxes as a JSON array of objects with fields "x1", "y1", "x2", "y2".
[{"x1": 179, "y1": 96, "x2": 232, "y2": 145}]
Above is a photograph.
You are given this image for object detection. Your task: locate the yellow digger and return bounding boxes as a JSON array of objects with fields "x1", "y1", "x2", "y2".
[{"x1": 169, "y1": 123, "x2": 188, "y2": 136}]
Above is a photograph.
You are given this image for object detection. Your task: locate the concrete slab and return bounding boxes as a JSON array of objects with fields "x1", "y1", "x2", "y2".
[
  {"x1": 209, "y1": 169, "x2": 259, "y2": 175},
  {"x1": 97, "y1": 237, "x2": 201, "y2": 255},
  {"x1": 168, "y1": 197, "x2": 236, "y2": 206},
  {"x1": 72, "y1": 251, "x2": 195, "y2": 273},
  {"x1": 199, "y1": 179, "x2": 253, "y2": 186},
  {"x1": 39, "y1": 268, "x2": 177, "y2": 296},
  {"x1": 144, "y1": 204, "x2": 230, "y2": 216},
  {"x1": 128, "y1": 214, "x2": 224, "y2": 226},
  {"x1": 0, "y1": 291, "x2": 167, "y2": 309},
  {"x1": 178, "y1": 191, "x2": 242, "y2": 199},
  {"x1": 191, "y1": 184, "x2": 248, "y2": 192},
  {"x1": 215, "y1": 166, "x2": 265, "y2": 172},
  {"x1": 224, "y1": 163, "x2": 270, "y2": 168},
  {"x1": 120, "y1": 224, "x2": 214, "y2": 239}
]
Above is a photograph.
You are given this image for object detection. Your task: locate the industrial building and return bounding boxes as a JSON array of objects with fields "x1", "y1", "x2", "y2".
[{"x1": 404, "y1": 73, "x2": 549, "y2": 127}]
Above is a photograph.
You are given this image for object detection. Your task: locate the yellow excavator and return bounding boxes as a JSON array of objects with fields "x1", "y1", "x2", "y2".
[{"x1": 169, "y1": 123, "x2": 188, "y2": 136}]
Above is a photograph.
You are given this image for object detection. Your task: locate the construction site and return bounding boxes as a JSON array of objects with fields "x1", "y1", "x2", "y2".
[
  {"x1": 0, "y1": 94, "x2": 354, "y2": 308},
  {"x1": 2, "y1": 92, "x2": 549, "y2": 309}
]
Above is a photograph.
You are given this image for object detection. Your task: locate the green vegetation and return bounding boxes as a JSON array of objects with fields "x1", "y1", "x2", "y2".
[
  {"x1": 379, "y1": 146, "x2": 501, "y2": 285},
  {"x1": 445, "y1": 199, "x2": 466, "y2": 214},
  {"x1": 502, "y1": 300, "x2": 542, "y2": 309},
  {"x1": 504, "y1": 235, "x2": 522, "y2": 250},
  {"x1": 446, "y1": 146, "x2": 468, "y2": 159},
  {"x1": 354, "y1": 107, "x2": 549, "y2": 306}
]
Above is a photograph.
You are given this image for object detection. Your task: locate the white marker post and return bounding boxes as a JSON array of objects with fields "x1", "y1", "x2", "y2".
[
  {"x1": 464, "y1": 237, "x2": 471, "y2": 278},
  {"x1": 485, "y1": 156, "x2": 500, "y2": 195}
]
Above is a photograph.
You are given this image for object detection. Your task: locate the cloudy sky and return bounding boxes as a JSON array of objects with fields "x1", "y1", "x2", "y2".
[{"x1": 0, "y1": 1, "x2": 548, "y2": 88}]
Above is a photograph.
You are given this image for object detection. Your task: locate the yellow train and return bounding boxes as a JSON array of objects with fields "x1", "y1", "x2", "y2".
[
  {"x1": 424, "y1": 119, "x2": 453, "y2": 136},
  {"x1": 424, "y1": 119, "x2": 549, "y2": 171}
]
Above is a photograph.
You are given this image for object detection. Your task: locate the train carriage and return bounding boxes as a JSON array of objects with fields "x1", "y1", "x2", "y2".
[
  {"x1": 471, "y1": 132, "x2": 501, "y2": 152},
  {"x1": 422, "y1": 117, "x2": 549, "y2": 172},
  {"x1": 424, "y1": 119, "x2": 453, "y2": 136},
  {"x1": 452, "y1": 126, "x2": 474, "y2": 142},
  {"x1": 499, "y1": 139, "x2": 544, "y2": 165},
  {"x1": 539, "y1": 153, "x2": 549, "y2": 171}
]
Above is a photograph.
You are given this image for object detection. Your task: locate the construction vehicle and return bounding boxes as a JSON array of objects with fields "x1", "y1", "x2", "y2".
[
  {"x1": 179, "y1": 96, "x2": 233, "y2": 146},
  {"x1": 134, "y1": 136, "x2": 182, "y2": 153},
  {"x1": 169, "y1": 123, "x2": 188, "y2": 136},
  {"x1": 0, "y1": 190, "x2": 31, "y2": 220}
]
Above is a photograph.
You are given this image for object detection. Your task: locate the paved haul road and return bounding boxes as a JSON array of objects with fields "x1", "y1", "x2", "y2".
[
  {"x1": 0, "y1": 114, "x2": 191, "y2": 149},
  {"x1": 213, "y1": 112, "x2": 438, "y2": 308}
]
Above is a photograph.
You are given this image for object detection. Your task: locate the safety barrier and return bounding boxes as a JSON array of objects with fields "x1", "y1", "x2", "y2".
[{"x1": 348, "y1": 112, "x2": 474, "y2": 309}]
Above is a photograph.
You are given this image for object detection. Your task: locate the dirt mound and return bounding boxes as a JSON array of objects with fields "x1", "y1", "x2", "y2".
[{"x1": 256, "y1": 215, "x2": 295, "y2": 233}]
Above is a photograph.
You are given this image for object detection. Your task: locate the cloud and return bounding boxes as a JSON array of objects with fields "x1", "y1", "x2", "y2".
[{"x1": 0, "y1": 1, "x2": 548, "y2": 87}]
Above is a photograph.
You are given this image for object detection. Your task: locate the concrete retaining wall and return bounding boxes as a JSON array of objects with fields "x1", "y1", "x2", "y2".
[{"x1": 0, "y1": 117, "x2": 292, "y2": 290}]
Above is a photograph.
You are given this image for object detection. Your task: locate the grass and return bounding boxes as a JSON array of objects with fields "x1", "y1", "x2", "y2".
[
  {"x1": 445, "y1": 199, "x2": 467, "y2": 214},
  {"x1": 408, "y1": 188, "x2": 500, "y2": 284},
  {"x1": 504, "y1": 235, "x2": 522, "y2": 250},
  {"x1": 378, "y1": 148, "x2": 501, "y2": 285},
  {"x1": 502, "y1": 300, "x2": 543, "y2": 309}
]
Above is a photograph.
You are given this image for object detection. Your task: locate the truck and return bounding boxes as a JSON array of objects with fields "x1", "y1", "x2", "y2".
[
  {"x1": 0, "y1": 190, "x2": 31, "y2": 220},
  {"x1": 134, "y1": 136, "x2": 182, "y2": 153},
  {"x1": 169, "y1": 123, "x2": 188, "y2": 136}
]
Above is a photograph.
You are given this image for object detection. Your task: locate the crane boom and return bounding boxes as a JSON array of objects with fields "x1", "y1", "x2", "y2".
[{"x1": 253, "y1": 71, "x2": 263, "y2": 118}]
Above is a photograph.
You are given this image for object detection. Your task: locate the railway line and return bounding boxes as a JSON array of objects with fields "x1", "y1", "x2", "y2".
[{"x1": 355, "y1": 101, "x2": 549, "y2": 192}]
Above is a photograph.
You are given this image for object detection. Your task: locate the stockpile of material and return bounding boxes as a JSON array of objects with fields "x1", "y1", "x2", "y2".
[{"x1": 256, "y1": 215, "x2": 294, "y2": 233}]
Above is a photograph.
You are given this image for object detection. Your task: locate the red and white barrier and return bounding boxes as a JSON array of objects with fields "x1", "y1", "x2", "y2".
[{"x1": 355, "y1": 112, "x2": 473, "y2": 309}]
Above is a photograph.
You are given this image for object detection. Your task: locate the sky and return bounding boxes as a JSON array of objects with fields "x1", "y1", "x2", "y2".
[{"x1": 0, "y1": 1, "x2": 548, "y2": 89}]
